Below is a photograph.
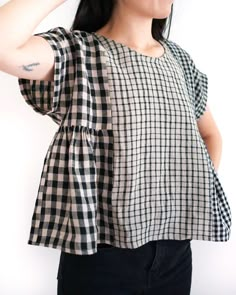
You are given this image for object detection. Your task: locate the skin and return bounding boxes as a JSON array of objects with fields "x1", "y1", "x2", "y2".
[
  {"x1": 95, "y1": 0, "x2": 174, "y2": 57},
  {"x1": 96, "y1": 0, "x2": 222, "y2": 171},
  {"x1": 0, "y1": 0, "x2": 66, "y2": 81}
]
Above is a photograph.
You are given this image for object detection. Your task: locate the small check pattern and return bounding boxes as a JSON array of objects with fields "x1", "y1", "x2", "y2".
[{"x1": 18, "y1": 27, "x2": 232, "y2": 255}]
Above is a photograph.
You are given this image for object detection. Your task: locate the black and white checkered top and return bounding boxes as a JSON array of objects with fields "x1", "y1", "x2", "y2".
[{"x1": 18, "y1": 27, "x2": 232, "y2": 255}]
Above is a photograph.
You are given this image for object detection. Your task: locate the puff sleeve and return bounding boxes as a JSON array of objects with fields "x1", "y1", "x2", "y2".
[{"x1": 18, "y1": 26, "x2": 77, "y2": 125}]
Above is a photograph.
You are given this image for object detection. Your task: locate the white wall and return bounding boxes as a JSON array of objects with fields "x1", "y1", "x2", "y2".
[{"x1": 0, "y1": 0, "x2": 235, "y2": 294}]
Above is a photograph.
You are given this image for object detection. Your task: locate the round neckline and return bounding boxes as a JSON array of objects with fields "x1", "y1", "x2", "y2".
[{"x1": 91, "y1": 31, "x2": 168, "y2": 62}]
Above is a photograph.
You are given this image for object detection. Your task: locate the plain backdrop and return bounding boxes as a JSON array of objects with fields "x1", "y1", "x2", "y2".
[{"x1": 0, "y1": 0, "x2": 235, "y2": 294}]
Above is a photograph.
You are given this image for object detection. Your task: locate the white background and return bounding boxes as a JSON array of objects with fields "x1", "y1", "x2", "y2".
[{"x1": 0, "y1": 0, "x2": 235, "y2": 294}]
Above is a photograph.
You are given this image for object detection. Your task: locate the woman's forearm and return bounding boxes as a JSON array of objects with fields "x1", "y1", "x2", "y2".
[
  {"x1": 203, "y1": 133, "x2": 222, "y2": 172},
  {"x1": 0, "y1": 0, "x2": 66, "y2": 53}
]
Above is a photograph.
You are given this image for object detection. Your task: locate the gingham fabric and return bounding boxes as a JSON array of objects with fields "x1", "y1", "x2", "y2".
[{"x1": 18, "y1": 26, "x2": 232, "y2": 255}]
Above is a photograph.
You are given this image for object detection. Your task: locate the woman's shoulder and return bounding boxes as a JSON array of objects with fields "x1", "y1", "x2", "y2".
[
  {"x1": 35, "y1": 26, "x2": 97, "y2": 49},
  {"x1": 163, "y1": 38, "x2": 204, "y2": 77},
  {"x1": 163, "y1": 38, "x2": 193, "y2": 62}
]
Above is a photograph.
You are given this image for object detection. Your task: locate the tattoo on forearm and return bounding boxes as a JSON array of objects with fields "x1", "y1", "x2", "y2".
[{"x1": 20, "y1": 63, "x2": 40, "y2": 72}]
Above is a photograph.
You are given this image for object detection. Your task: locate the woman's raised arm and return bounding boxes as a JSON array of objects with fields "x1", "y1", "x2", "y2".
[{"x1": 0, "y1": 0, "x2": 67, "y2": 81}]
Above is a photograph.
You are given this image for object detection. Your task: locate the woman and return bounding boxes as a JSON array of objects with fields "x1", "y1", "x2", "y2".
[{"x1": 0, "y1": 0, "x2": 232, "y2": 294}]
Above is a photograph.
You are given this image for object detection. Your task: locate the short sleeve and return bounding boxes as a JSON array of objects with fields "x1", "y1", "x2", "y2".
[
  {"x1": 164, "y1": 39, "x2": 209, "y2": 121},
  {"x1": 18, "y1": 26, "x2": 77, "y2": 125},
  {"x1": 188, "y1": 55, "x2": 209, "y2": 120}
]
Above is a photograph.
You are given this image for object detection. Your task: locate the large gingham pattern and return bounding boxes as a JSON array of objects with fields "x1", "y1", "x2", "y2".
[{"x1": 18, "y1": 27, "x2": 232, "y2": 255}]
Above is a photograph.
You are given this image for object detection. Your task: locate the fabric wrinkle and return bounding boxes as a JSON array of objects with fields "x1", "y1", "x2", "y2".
[{"x1": 17, "y1": 26, "x2": 232, "y2": 256}]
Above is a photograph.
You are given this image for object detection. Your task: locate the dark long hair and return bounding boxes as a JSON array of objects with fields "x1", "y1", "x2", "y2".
[{"x1": 70, "y1": 0, "x2": 174, "y2": 41}]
